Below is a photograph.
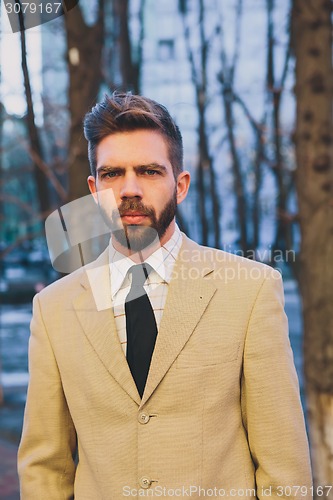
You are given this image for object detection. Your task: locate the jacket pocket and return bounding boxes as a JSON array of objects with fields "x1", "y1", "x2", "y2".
[{"x1": 176, "y1": 341, "x2": 240, "y2": 368}]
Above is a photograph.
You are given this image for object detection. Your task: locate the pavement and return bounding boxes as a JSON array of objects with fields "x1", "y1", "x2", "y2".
[
  {"x1": 0, "y1": 438, "x2": 20, "y2": 500},
  {"x1": 0, "y1": 385, "x2": 25, "y2": 500}
]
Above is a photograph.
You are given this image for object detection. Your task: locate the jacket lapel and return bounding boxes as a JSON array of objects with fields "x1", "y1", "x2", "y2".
[
  {"x1": 72, "y1": 236, "x2": 217, "y2": 408},
  {"x1": 141, "y1": 236, "x2": 217, "y2": 406},
  {"x1": 72, "y1": 249, "x2": 141, "y2": 406}
]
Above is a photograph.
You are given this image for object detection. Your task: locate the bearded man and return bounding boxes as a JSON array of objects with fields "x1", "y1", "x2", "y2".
[{"x1": 18, "y1": 93, "x2": 312, "y2": 499}]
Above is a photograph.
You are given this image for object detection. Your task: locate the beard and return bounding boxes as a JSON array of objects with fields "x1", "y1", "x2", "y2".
[{"x1": 97, "y1": 189, "x2": 177, "y2": 252}]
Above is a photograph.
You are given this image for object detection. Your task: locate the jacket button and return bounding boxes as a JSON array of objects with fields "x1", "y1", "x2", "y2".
[
  {"x1": 138, "y1": 412, "x2": 150, "y2": 424},
  {"x1": 139, "y1": 476, "x2": 152, "y2": 489}
]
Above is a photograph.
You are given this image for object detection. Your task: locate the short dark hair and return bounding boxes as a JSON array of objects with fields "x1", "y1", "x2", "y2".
[{"x1": 83, "y1": 92, "x2": 184, "y2": 178}]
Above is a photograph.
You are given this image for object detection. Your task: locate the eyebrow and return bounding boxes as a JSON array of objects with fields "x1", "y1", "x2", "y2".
[{"x1": 96, "y1": 163, "x2": 168, "y2": 174}]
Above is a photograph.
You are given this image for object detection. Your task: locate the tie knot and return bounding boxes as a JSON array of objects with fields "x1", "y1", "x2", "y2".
[{"x1": 129, "y1": 263, "x2": 153, "y2": 288}]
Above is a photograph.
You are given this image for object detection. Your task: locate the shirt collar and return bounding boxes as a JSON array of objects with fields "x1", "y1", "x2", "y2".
[{"x1": 109, "y1": 224, "x2": 182, "y2": 299}]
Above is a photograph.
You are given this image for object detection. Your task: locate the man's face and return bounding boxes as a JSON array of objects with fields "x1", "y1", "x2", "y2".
[{"x1": 88, "y1": 130, "x2": 189, "y2": 253}]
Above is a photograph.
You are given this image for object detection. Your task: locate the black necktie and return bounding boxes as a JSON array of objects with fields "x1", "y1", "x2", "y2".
[{"x1": 125, "y1": 264, "x2": 158, "y2": 398}]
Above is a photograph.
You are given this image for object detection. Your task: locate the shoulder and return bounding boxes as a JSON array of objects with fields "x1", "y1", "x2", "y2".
[{"x1": 35, "y1": 247, "x2": 109, "y2": 306}]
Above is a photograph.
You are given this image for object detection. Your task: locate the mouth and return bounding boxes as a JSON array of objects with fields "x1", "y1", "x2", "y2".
[{"x1": 120, "y1": 213, "x2": 149, "y2": 224}]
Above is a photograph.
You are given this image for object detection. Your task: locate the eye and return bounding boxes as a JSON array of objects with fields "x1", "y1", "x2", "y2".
[
  {"x1": 145, "y1": 169, "x2": 159, "y2": 176},
  {"x1": 101, "y1": 171, "x2": 119, "y2": 179}
]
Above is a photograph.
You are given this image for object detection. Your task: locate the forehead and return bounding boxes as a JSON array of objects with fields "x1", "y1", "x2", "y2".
[{"x1": 96, "y1": 130, "x2": 171, "y2": 168}]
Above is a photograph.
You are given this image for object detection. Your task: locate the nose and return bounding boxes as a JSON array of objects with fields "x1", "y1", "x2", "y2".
[{"x1": 119, "y1": 173, "x2": 143, "y2": 199}]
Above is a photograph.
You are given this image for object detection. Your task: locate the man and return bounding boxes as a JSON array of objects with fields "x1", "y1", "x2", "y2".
[{"x1": 18, "y1": 93, "x2": 312, "y2": 499}]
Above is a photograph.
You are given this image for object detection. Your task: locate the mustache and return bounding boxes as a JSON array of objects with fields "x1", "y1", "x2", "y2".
[{"x1": 116, "y1": 200, "x2": 155, "y2": 218}]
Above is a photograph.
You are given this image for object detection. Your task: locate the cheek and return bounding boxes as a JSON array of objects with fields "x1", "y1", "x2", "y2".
[
  {"x1": 96, "y1": 185, "x2": 119, "y2": 211},
  {"x1": 152, "y1": 189, "x2": 171, "y2": 206},
  {"x1": 96, "y1": 180, "x2": 122, "y2": 203}
]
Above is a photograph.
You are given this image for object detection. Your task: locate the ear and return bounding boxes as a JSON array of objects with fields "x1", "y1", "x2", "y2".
[
  {"x1": 176, "y1": 170, "x2": 191, "y2": 205},
  {"x1": 87, "y1": 175, "x2": 98, "y2": 204}
]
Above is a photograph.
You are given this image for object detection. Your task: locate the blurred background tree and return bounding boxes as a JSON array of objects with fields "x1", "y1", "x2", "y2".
[
  {"x1": 292, "y1": 0, "x2": 333, "y2": 487},
  {"x1": 0, "y1": 0, "x2": 332, "y2": 496},
  {"x1": 64, "y1": 0, "x2": 105, "y2": 201}
]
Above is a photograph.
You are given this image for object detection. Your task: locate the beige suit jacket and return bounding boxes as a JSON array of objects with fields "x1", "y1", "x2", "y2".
[{"x1": 18, "y1": 235, "x2": 312, "y2": 499}]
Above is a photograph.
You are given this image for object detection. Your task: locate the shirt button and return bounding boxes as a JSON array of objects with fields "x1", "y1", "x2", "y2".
[
  {"x1": 139, "y1": 476, "x2": 152, "y2": 489},
  {"x1": 138, "y1": 412, "x2": 150, "y2": 424}
]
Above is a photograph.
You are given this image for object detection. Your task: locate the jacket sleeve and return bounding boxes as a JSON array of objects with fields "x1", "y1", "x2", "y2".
[
  {"x1": 18, "y1": 294, "x2": 77, "y2": 500},
  {"x1": 241, "y1": 270, "x2": 313, "y2": 499}
]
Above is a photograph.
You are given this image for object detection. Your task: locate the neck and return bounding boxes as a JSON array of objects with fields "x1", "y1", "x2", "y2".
[{"x1": 112, "y1": 220, "x2": 176, "y2": 263}]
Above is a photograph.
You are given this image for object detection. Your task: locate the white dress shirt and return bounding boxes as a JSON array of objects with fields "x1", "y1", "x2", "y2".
[{"x1": 109, "y1": 225, "x2": 182, "y2": 355}]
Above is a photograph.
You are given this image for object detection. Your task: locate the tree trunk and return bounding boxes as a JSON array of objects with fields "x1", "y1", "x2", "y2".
[
  {"x1": 198, "y1": 0, "x2": 220, "y2": 248},
  {"x1": 179, "y1": 0, "x2": 221, "y2": 246},
  {"x1": 17, "y1": 1, "x2": 50, "y2": 216},
  {"x1": 217, "y1": 0, "x2": 248, "y2": 253},
  {"x1": 0, "y1": 41, "x2": 3, "y2": 403},
  {"x1": 266, "y1": 0, "x2": 294, "y2": 254},
  {"x1": 252, "y1": 126, "x2": 265, "y2": 250},
  {"x1": 233, "y1": 89, "x2": 266, "y2": 253},
  {"x1": 222, "y1": 83, "x2": 248, "y2": 253},
  {"x1": 113, "y1": 0, "x2": 145, "y2": 93},
  {"x1": 64, "y1": 1, "x2": 104, "y2": 202},
  {"x1": 292, "y1": 0, "x2": 333, "y2": 491}
]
